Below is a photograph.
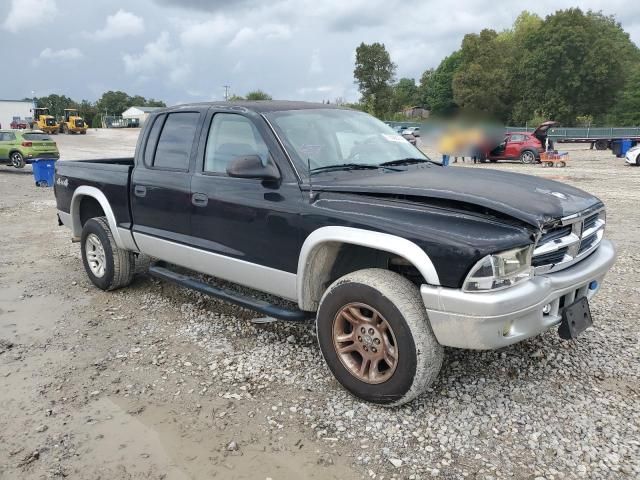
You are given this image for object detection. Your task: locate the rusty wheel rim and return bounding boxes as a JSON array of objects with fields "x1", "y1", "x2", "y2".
[{"x1": 332, "y1": 302, "x2": 398, "y2": 384}]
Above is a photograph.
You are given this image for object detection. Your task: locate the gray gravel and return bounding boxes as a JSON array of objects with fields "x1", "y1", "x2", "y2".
[{"x1": 1, "y1": 136, "x2": 638, "y2": 479}]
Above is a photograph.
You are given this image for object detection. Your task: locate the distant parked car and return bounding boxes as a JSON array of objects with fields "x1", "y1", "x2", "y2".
[
  {"x1": 625, "y1": 145, "x2": 640, "y2": 166},
  {"x1": 403, "y1": 126, "x2": 420, "y2": 137},
  {"x1": 10, "y1": 119, "x2": 29, "y2": 129},
  {"x1": 402, "y1": 132, "x2": 417, "y2": 146},
  {"x1": 0, "y1": 130, "x2": 59, "y2": 168}
]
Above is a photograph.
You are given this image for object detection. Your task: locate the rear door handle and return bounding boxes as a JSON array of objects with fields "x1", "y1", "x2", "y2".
[
  {"x1": 191, "y1": 193, "x2": 208, "y2": 207},
  {"x1": 134, "y1": 185, "x2": 147, "y2": 197}
]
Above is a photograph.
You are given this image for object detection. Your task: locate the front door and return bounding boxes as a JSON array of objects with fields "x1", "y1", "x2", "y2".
[
  {"x1": 188, "y1": 110, "x2": 303, "y2": 299},
  {"x1": 504, "y1": 133, "x2": 526, "y2": 159},
  {"x1": 131, "y1": 110, "x2": 204, "y2": 243}
]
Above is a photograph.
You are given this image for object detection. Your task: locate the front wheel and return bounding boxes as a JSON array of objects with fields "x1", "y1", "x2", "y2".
[
  {"x1": 316, "y1": 269, "x2": 443, "y2": 406},
  {"x1": 81, "y1": 217, "x2": 135, "y2": 291},
  {"x1": 520, "y1": 150, "x2": 536, "y2": 164},
  {"x1": 10, "y1": 152, "x2": 25, "y2": 168}
]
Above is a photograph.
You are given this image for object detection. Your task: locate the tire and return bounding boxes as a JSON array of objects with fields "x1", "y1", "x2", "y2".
[
  {"x1": 81, "y1": 217, "x2": 135, "y2": 291},
  {"x1": 10, "y1": 151, "x2": 25, "y2": 168},
  {"x1": 80, "y1": 130, "x2": 86, "y2": 135},
  {"x1": 556, "y1": 161, "x2": 566, "y2": 168},
  {"x1": 134, "y1": 253, "x2": 152, "y2": 275},
  {"x1": 316, "y1": 268, "x2": 443, "y2": 406},
  {"x1": 595, "y1": 140, "x2": 608, "y2": 151},
  {"x1": 520, "y1": 150, "x2": 536, "y2": 164},
  {"x1": 636, "y1": 154, "x2": 640, "y2": 166}
]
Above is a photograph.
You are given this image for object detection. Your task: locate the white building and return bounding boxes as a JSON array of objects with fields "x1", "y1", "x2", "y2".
[
  {"x1": 0, "y1": 99, "x2": 34, "y2": 128},
  {"x1": 121, "y1": 106, "x2": 163, "y2": 126}
]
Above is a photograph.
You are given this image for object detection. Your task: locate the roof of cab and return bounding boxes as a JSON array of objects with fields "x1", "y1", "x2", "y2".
[{"x1": 161, "y1": 100, "x2": 347, "y2": 114}]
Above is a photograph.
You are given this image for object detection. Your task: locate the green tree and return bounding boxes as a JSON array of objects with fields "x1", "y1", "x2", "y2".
[
  {"x1": 452, "y1": 29, "x2": 514, "y2": 121},
  {"x1": 419, "y1": 51, "x2": 462, "y2": 115},
  {"x1": 245, "y1": 90, "x2": 272, "y2": 100},
  {"x1": 354, "y1": 42, "x2": 396, "y2": 118},
  {"x1": 392, "y1": 77, "x2": 419, "y2": 112},
  {"x1": 95, "y1": 91, "x2": 131, "y2": 116},
  {"x1": 512, "y1": 9, "x2": 629, "y2": 124}
]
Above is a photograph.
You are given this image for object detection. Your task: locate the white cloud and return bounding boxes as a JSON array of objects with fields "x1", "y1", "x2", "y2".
[
  {"x1": 123, "y1": 32, "x2": 190, "y2": 86},
  {"x1": 95, "y1": 10, "x2": 144, "y2": 40},
  {"x1": 2, "y1": 0, "x2": 56, "y2": 33},
  {"x1": 309, "y1": 49, "x2": 323, "y2": 74},
  {"x1": 179, "y1": 16, "x2": 236, "y2": 47},
  {"x1": 228, "y1": 23, "x2": 292, "y2": 47},
  {"x1": 39, "y1": 47, "x2": 83, "y2": 61}
]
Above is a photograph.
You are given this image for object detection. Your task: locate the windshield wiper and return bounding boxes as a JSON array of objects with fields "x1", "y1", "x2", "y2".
[
  {"x1": 310, "y1": 163, "x2": 382, "y2": 175},
  {"x1": 379, "y1": 157, "x2": 438, "y2": 167}
]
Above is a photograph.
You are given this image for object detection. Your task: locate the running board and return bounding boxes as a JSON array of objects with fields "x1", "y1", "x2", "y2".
[{"x1": 148, "y1": 263, "x2": 315, "y2": 322}]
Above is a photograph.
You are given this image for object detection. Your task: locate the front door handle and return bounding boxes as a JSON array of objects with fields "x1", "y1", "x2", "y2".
[
  {"x1": 191, "y1": 193, "x2": 208, "y2": 207},
  {"x1": 134, "y1": 185, "x2": 147, "y2": 197}
]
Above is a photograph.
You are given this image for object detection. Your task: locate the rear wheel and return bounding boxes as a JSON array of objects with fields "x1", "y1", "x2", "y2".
[
  {"x1": 316, "y1": 269, "x2": 443, "y2": 406},
  {"x1": 10, "y1": 152, "x2": 25, "y2": 168},
  {"x1": 81, "y1": 217, "x2": 135, "y2": 291},
  {"x1": 520, "y1": 150, "x2": 536, "y2": 164}
]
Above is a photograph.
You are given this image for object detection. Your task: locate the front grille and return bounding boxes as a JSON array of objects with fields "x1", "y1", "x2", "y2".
[
  {"x1": 532, "y1": 247, "x2": 568, "y2": 267},
  {"x1": 533, "y1": 208, "x2": 605, "y2": 273}
]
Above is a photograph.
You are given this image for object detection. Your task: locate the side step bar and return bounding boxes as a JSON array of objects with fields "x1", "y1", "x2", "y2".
[{"x1": 148, "y1": 263, "x2": 315, "y2": 322}]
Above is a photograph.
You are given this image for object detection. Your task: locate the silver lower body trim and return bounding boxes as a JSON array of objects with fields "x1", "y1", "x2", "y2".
[
  {"x1": 133, "y1": 233, "x2": 298, "y2": 301},
  {"x1": 422, "y1": 240, "x2": 616, "y2": 350}
]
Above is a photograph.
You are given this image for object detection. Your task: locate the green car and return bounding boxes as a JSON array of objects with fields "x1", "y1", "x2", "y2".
[{"x1": 0, "y1": 130, "x2": 60, "y2": 168}]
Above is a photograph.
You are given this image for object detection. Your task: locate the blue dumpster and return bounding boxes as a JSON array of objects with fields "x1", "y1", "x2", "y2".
[
  {"x1": 32, "y1": 159, "x2": 56, "y2": 187},
  {"x1": 620, "y1": 139, "x2": 633, "y2": 156}
]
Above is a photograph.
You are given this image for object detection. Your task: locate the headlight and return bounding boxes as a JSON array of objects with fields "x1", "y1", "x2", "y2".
[{"x1": 463, "y1": 246, "x2": 533, "y2": 292}]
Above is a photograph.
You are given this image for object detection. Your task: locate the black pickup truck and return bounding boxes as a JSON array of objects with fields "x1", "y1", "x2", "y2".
[{"x1": 54, "y1": 101, "x2": 616, "y2": 405}]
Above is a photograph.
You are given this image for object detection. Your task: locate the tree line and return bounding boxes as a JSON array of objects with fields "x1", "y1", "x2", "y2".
[
  {"x1": 353, "y1": 8, "x2": 640, "y2": 126},
  {"x1": 28, "y1": 91, "x2": 166, "y2": 128}
]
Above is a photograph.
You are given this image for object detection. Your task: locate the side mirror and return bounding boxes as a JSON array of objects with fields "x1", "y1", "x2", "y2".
[{"x1": 226, "y1": 155, "x2": 280, "y2": 181}]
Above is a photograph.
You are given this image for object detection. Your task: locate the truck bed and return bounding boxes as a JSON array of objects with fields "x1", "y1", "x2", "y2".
[{"x1": 55, "y1": 158, "x2": 134, "y2": 230}]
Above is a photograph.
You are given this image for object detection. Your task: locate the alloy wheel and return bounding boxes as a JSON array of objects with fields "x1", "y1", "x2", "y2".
[
  {"x1": 332, "y1": 302, "x2": 398, "y2": 384},
  {"x1": 85, "y1": 233, "x2": 106, "y2": 278}
]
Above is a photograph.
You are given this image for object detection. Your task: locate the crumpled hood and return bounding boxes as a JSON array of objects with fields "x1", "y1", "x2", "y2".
[{"x1": 312, "y1": 166, "x2": 603, "y2": 229}]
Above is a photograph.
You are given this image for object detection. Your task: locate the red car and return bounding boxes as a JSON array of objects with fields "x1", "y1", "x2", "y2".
[
  {"x1": 10, "y1": 119, "x2": 29, "y2": 129},
  {"x1": 485, "y1": 121, "x2": 557, "y2": 164}
]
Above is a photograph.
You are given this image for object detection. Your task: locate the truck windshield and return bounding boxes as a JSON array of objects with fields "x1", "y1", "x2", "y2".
[{"x1": 265, "y1": 109, "x2": 428, "y2": 173}]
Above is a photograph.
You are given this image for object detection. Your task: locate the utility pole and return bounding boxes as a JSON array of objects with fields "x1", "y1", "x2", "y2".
[{"x1": 223, "y1": 85, "x2": 230, "y2": 101}]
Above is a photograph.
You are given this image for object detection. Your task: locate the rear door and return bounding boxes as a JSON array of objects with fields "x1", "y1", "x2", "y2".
[
  {"x1": 131, "y1": 109, "x2": 205, "y2": 243},
  {"x1": 0, "y1": 133, "x2": 10, "y2": 159}
]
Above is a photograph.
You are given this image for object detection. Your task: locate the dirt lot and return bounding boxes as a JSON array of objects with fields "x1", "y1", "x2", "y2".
[{"x1": 0, "y1": 129, "x2": 638, "y2": 479}]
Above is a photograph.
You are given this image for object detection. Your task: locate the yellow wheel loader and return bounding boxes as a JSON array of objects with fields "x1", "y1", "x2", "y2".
[
  {"x1": 31, "y1": 107, "x2": 59, "y2": 134},
  {"x1": 59, "y1": 109, "x2": 87, "y2": 134}
]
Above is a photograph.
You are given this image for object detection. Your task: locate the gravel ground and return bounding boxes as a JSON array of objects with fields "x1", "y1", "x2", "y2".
[{"x1": 0, "y1": 130, "x2": 638, "y2": 479}]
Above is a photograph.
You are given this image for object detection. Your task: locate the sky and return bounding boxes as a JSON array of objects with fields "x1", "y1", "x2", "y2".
[{"x1": 1, "y1": 0, "x2": 639, "y2": 107}]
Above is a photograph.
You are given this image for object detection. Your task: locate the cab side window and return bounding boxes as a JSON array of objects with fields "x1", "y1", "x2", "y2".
[
  {"x1": 153, "y1": 112, "x2": 200, "y2": 170},
  {"x1": 510, "y1": 134, "x2": 526, "y2": 142},
  {"x1": 204, "y1": 114, "x2": 269, "y2": 174}
]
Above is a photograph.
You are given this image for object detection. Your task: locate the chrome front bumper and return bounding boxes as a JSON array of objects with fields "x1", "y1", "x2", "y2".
[{"x1": 421, "y1": 240, "x2": 616, "y2": 350}]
